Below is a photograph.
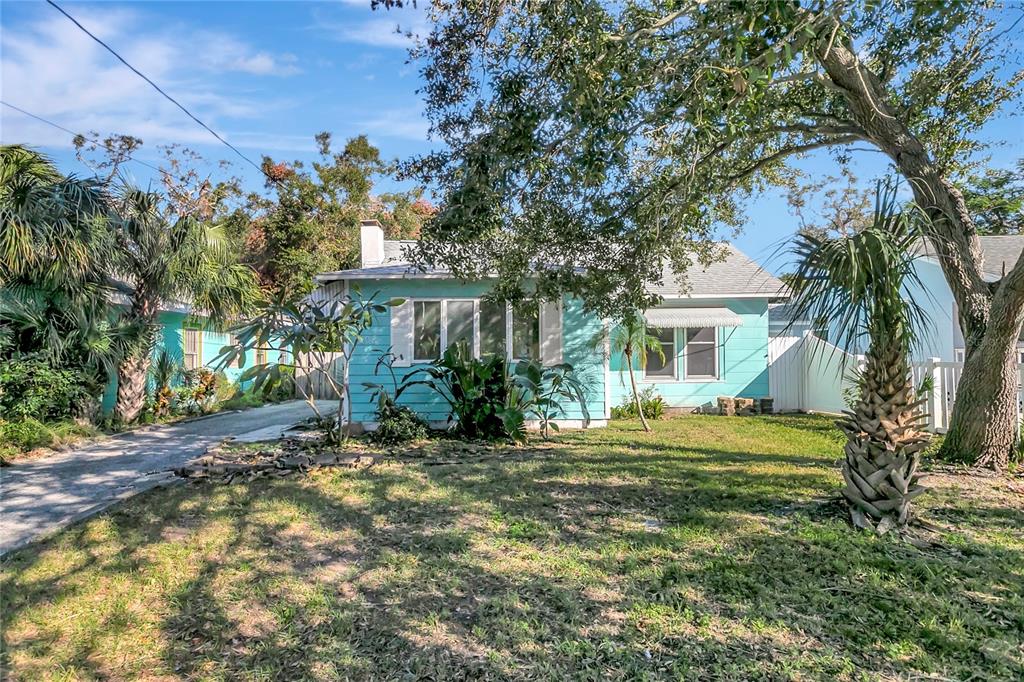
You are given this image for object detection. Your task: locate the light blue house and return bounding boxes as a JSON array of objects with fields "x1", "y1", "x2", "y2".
[
  {"x1": 314, "y1": 221, "x2": 785, "y2": 430},
  {"x1": 908, "y1": 236, "x2": 1024, "y2": 364},
  {"x1": 100, "y1": 284, "x2": 262, "y2": 413}
]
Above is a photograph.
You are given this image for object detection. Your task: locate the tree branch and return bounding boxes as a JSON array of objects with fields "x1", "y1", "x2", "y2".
[{"x1": 726, "y1": 135, "x2": 861, "y2": 184}]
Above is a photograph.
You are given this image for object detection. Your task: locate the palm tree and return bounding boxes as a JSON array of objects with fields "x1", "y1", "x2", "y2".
[
  {"x1": 609, "y1": 311, "x2": 665, "y2": 432},
  {"x1": 787, "y1": 184, "x2": 931, "y2": 533},
  {"x1": 109, "y1": 188, "x2": 259, "y2": 422},
  {"x1": 0, "y1": 145, "x2": 130, "y2": 414}
]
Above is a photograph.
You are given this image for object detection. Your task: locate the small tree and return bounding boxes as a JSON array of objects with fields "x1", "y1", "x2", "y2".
[
  {"x1": 607, "y1": 312, "x2": 664, "y2": 433},
  {"x1": 787, "y1": 185, "x2": 931, "y2": 532},
  {"x1": 217, "y1": 288, "x2": 402, "y2": 444},
  {"x1": 109, "y1": 187, "x2": 259, "y2": 423}
]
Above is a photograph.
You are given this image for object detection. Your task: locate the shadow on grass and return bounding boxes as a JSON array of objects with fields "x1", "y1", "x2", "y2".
[{"x1": 2, "y1": 419, "x2": 1022, "y2": 679}]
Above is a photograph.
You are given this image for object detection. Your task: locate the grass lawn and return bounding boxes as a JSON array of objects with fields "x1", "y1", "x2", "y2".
[{"x1": 2, "y1": 415, "x2": 1022, "y2": 680}]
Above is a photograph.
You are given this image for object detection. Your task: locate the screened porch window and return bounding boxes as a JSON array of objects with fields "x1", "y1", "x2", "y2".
[
  {"x1": 511, "y1": 302, "x2": 540, "y2": 360},
  {"x1": 645, "y1": 327, "x2": 675, "y2": 379},
  {"x1": 685, "y1": 327, "x2": 717, "y2": 379}
]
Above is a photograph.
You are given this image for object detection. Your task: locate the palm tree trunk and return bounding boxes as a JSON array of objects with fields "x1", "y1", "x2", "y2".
[
  {"x1": 113, "y1": 294, "x2": 158, "y2": 423},
  {"x1": 839, "y1": 341, "x2": 929, "y2": 531},
  {"x1": 115, "y1": 351, "x2": 150, "y2": 423},
  {"x1": 625, "y1": 351, "x2": 651, "y2": 432}
]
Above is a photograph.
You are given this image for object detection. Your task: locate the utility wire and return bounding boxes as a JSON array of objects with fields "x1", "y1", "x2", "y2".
[
  {"x1": 1, "y1": 99, "x2": 178, "y2": 180},
  {"x1": 45, "y1": 0, "x2": 273, "y2": 183}
]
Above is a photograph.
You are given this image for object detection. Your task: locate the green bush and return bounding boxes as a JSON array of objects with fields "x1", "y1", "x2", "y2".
[
  {"x1": 611, "y1": 386, "x2": 666, "y2": 420},
  {"x1": 368, "y1": 342, "x2": 588, "y2": 443},
  {"x1": 0, "y1": 355, "x2": 89, "y2": 422},
  {"x1": 0, "y1": 417, "x2": 55, "y2": 452},
  {"x1": 370, "y1": 401, "x2": 430, "y2": 446}
]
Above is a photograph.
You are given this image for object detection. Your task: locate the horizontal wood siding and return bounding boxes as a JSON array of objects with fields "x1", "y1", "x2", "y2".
[
  {"x1": 608, "y1": 299, "x2": 770, "y2": 411},
  {"x1": 347, "y1": 280, "x2": 606, "y2": 424}
]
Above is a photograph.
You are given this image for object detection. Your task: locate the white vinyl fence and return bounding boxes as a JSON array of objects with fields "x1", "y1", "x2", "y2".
[{"x1": 769, "y1": 331, "x2": 1024, "y2": 433}]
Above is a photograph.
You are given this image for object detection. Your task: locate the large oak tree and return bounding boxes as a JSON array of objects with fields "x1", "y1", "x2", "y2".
[{"x1": 389, "y1": 0, "x2": 1024, "y2": 468}]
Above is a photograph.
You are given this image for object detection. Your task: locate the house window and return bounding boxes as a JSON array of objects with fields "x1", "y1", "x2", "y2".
[
  {"x1": 511, "y1": 302, "x2": 540, "y2": 359},
  {"x1": 228, "y1": 334, "x2": 241, "y2": 368},
  {"x1": 645, "y1": 327, "x2": 675, "y2": 379},
  {"x1": 255, "y1": 347, "x2": 268, "y2": 366},
  {"x1": 183, "y1": 326, "x2": 201, "y2": 370},
  {"x1": 413, "y1": 301, "x2": 442, "y2": 360},
  {"x1": 480, "y1": 299, "x2": 507, "y2": 357},
  {"x1": 446, "y1": 300, "x2": 475, "y2": 352},
  {"x1": 685, "y1": 327, "x2": 718, "y2": 379}
]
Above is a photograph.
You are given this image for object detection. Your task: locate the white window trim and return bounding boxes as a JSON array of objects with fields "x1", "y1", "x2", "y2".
[
  {"x1": 683, "y1": 327, "x2": 722, "y2": 382},
  {"x1": 643, "y1": 327, "x2": 677, "y2": 381}
]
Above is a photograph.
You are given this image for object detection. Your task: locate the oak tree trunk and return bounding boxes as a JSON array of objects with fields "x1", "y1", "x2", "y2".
[{"x1": 816, "y1": 36, "x2": 1024, "y2": 468}]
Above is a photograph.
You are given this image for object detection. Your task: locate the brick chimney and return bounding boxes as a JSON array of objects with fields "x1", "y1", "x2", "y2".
[{"x1": 360, "y1": 219, "x2": 384, "y2": 267}]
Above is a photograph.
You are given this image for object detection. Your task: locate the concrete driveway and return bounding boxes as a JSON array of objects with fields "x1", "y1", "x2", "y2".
[{"x1": 0, "y1": 400, "x2": 333, "y2": 555}]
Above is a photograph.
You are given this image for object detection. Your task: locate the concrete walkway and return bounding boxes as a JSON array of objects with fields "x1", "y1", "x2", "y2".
[{"x1": 0, "y1": 400, "x2": 333, "y2": 555}]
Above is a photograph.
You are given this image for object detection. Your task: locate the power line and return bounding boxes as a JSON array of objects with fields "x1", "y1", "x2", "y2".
[
  {"x1": 1, "y1": 99, "x2": 177, "y2": 180},
  {"x1": 45, "y1": 0, "x2": 273, "y2": 183}
]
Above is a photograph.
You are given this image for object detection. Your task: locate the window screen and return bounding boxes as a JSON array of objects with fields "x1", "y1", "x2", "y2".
[
  {"x1": 685, "y1": 327, "x2": 717, "y2": 379},
  {"x1": 645, "y1": 327, "x2": 675, "y2": 378}
]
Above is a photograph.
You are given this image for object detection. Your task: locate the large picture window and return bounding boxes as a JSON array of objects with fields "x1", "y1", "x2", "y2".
[
  {"x1": 407, "y1": 298, "x2": 544, "y2": 362},
  {"x1": 413, "y1": 301, "x2": 442, "y2": 360},
  {"x1": 685, "y1": 327, "x2": 717, "y2": 379},
  {"x1": 645, "y1": 327, "x2": 675, "y2": 379}
]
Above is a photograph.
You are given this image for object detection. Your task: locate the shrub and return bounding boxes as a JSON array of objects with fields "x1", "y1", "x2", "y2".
[
  {"x1": 0, "y1": 417, "x2": 55, "y2": 452},
  {"x1": 370, "y1": 342, "x2": 588, "y2": 443},
  {"x1": 0, "y1": 355, "x2": 89, "y2": 422},
  {"x1": 370, "y1": 401, "x2": 430, "y2": 445},
  {"x1": 611, "y1": 386, "x2": 666, "y2": 420}
]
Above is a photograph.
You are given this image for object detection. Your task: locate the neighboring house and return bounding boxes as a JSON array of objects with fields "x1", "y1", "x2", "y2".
[
  {"x1": 100, "y1": 282, "x2": 260, "y2": 413},
  {"x1": 312, "y1": 220, "x2": 785, "y2": 431},
  {"x1": 908, "y1": 236, "x2": 1024, "y2": 363},
  {"x1": 768, "y1": 235, "x2": 1024, "y2": 364}
]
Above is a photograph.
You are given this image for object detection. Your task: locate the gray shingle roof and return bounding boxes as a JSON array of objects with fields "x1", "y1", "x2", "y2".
[
  {"x1": 318, "y1": 240, "x2": 785, "y2": 299},
  {"x1": 646, "y1": 244, "x2": 786, "y2": 298},
  {"x1": 913, "y1": 235, "x2": 1023, "y2": 279}
]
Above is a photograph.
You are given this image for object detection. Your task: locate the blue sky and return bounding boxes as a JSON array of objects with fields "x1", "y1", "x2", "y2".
[{"x1": 2, "y1": 1, "x2": 1021, "y2": 274}]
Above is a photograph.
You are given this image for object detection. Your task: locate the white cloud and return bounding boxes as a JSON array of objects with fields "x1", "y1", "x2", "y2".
[
  {"x1": 0, "y1": 6, "x2": 300, "y2": 150},
  {"x1": 310, "y1": 5, "x2": 428, "y2": 49},
  {"x1": 359, "y1": 107, "x2": 431, "y2": 141}
]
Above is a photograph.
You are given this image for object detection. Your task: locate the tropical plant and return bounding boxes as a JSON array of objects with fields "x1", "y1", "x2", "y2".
[
  {"x1": 395, "y1": 0, "x2": 1024, "y2": 467},
  {"x1": 606, "y1": 313, "x2": 665, "y2": 432},
  {"x1": 108, "y1": 187, "x2": 259, "y2": 423},
  {"x1": 148, "y1": 349, "x2": 181, "y2": 417},
  {"x1": 611, "y1": 385, "x2": 666, "y2": 421},
  {"x1": 398, "y1": 341, "x2": 518, "y2": 441},
  {"x1": 0, "y1": 355, "x2": 88, "y2": 422},
  {"x1": 0, "y1": 145, "x2": 131, "y2": 413},
  {"x1": 507, "y1": 359, "x2": 589, "y2": 439},
  {"x1": 218, "y1": 288, "x2": 402, "y2": 444},
  {"x1": 787, "y1": 184, "x2": 931, "y2": 533},
  {"x1": 363, "y1": 350, "x2": 431, "y2": 445}
]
